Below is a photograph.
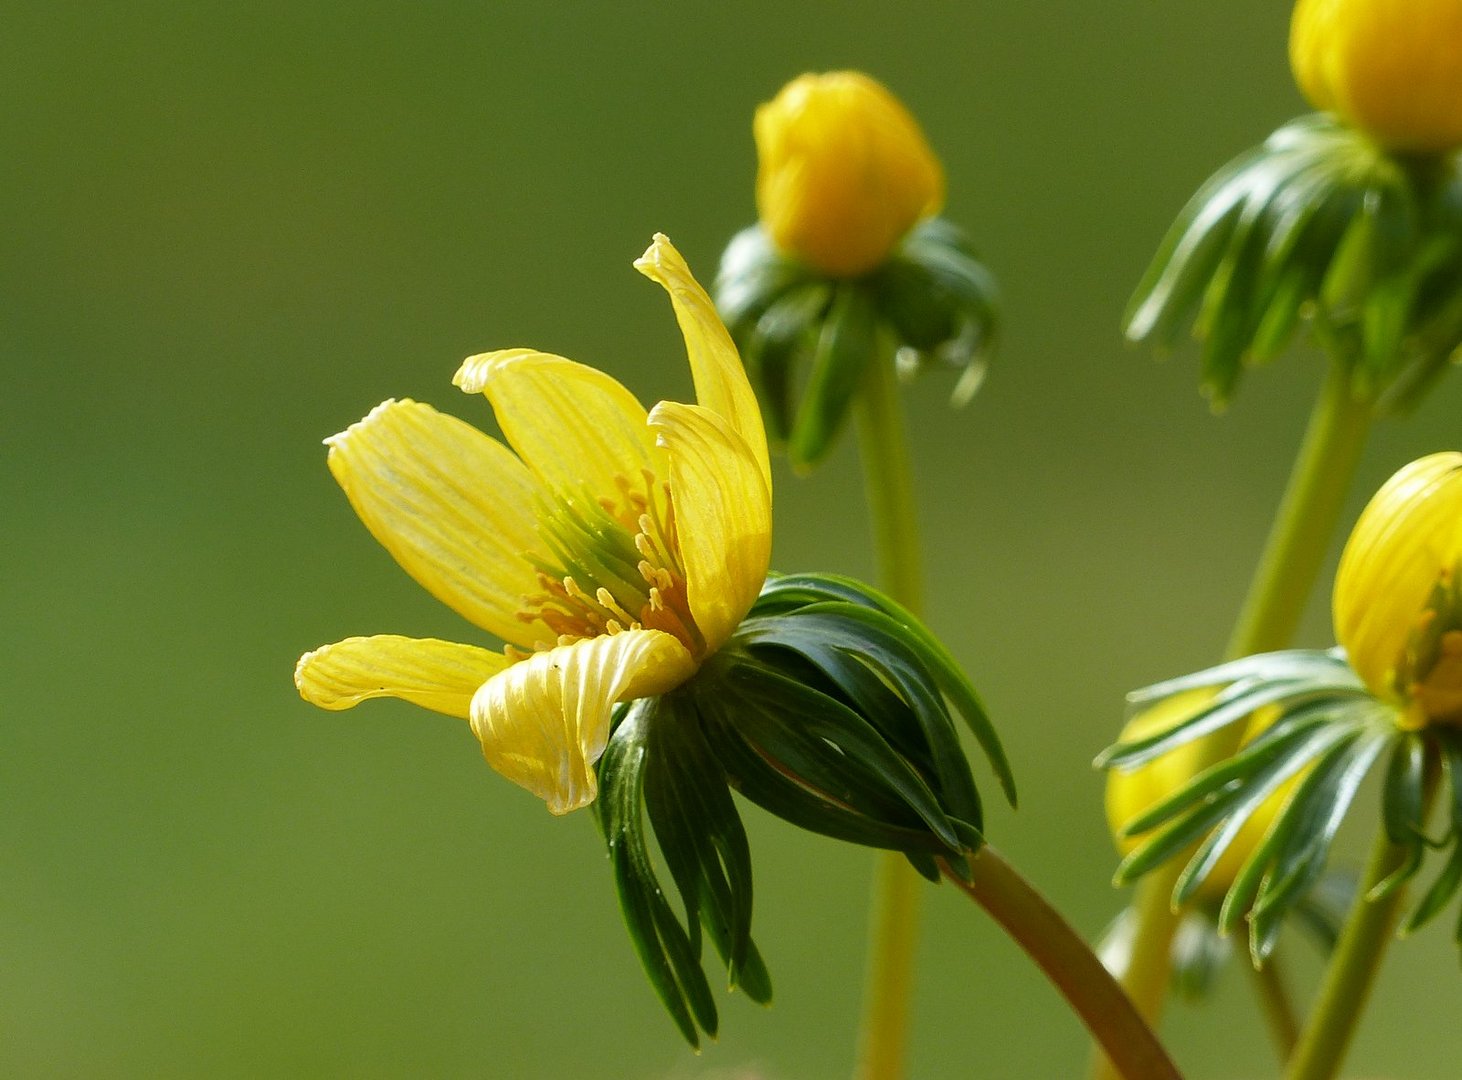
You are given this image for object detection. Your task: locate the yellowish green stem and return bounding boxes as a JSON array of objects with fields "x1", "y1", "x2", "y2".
[
  {"x1": 945, "y1": 848, "x2": 1183, "y2": 1080},
  {"x1": 1286, "y1": 760, "x2": 1439, "y2": 1080},
  {"x1": 1092, "y1": 360, "x2": 1373, "y2": 1080},
  {"x1": 852, "y1": 345, "x2": 925, "y2": 1080},
  {"x1": 1283, "y1": 823, "x2": 1412, "y2": 1080}
]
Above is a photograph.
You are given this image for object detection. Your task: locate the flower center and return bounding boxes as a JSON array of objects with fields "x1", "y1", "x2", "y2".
[{"x1": 510, "y1": 471, "x2": 703, "y2": 659}]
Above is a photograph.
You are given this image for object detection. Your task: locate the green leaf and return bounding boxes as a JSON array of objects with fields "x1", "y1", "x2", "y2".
[
  {"x1": 599, "y1": 705, "x2": 717, "y2": 1047},
  {"x1": 715, "y1": 224, "x2": 811, "y2": 338},
  {"x1": 739, "y1": 605, "x2": 983, "y2": 832},
  {"x1": 1115, "y1": 721, "x2": 1353, "y2": 889},
  {"x1": 746, "y1": 282, "x2": 833, "y2": 443},
  {"x1": 1403, "y1": 737, "x2": 1462, "y2": 935},
  {"x1": 1124, "y1": 148, "x2": 1261, "y2": 346},
  {"x1": 748, "y1": 572, "x2": 1015, "y2": 807},
  {"x1": 724, "y1": 659, "x2": 962, "y2": 850},
  {"x1": 1249, "y1": 732, "x2": 1391, "y2": 962},
  {"x1": 1382, "y1": 733, "x2": 1428, "y2": 846},
  {"x1": 788, "y1": 283, "x2": 877, "y2": 470},
  {"x1": 699, "y1": 693, "x2": 961, "y2": 854}
]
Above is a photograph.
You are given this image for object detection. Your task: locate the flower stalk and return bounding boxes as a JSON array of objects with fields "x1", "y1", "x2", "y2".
[
  {"x1": 945, "y1": 847, "x2": 1183, "y2": 1080},
  {"x1": 1284, "y1": 819, "x2": 1420, "y2": 1080},
  {"x1": 1096, "y1": 358, "x2": 1373, "y2": 1078},
  {"x1": 853, "y1": 338, "x2": 927, "y2": 1080}
]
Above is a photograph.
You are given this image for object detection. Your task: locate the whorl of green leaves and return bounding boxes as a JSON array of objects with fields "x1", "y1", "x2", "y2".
[
  {"x1": 1125, "y1": 114, "x2": 1462, "y2": 410},
  {"x1": 715, "y1": 219, "x2": 999, "y2": 470},
  {"x1": 596, "y1": 572, "x2": 1013, "y2": 1045},
  {"x1": 1098, "y1": 648, "x2": 1462, "y2": 965}
]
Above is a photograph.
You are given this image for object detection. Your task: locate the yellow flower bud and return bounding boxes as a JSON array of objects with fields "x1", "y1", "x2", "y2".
[
  {"x1": 754, "y1": 71, "x2": 945, "y2": 278},
  {"x1": 1290, "y1": 0, "x2": 1462, "y2": 153},
  {"x1": 1333, "y1": 451, "x2": 1462, "y2": 727},
  {"x1": 1106, "y1": 691, "x2": 1294, "y2": 904}
]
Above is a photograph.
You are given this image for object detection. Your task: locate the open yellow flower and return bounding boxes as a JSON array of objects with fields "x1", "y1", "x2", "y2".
[
  {"x1": 1333, "y1": 451, "x2": 1462, "y2": 729},
  {"x1": 295, "y1": 235, "x2": 771, "y2": 815},
  {"x1": 754, "y1": 71, "x2": 944, "y2": 277},
  {"x1": 1291, "y1": 0, "x2": 1462, "y2": 153}
]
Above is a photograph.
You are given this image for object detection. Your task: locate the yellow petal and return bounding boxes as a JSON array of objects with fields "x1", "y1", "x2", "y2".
[
  {"x1": 295, "y1": 635, "x2": 510, "y2": 719},
  {"x1": 454, "y1": 349, "x2": 664, "y2": 500},
  {"x1": 649, "y1": 400, "x2": 771, "y2": 656},
  {"x1": 470, "y1": 628, "x2": 695, "y2": 814},
  {"x1": 1290, "y1": 0, "x2": 1462, "y2": 152},
  {"x1": 326, "y1": 400, "x2": 552, "y2": 650},
  {"x1": 634, "y1": 234, "x2": 772, "y2": 496},
  {"x1": 1334, "y1": 452, "x2": 1462, "y2": 699},
  {"x1": 753, "y1": 71, "x2": 944, "y2": 276}
]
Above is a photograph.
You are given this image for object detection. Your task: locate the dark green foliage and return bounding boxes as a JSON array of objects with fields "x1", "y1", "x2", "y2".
[
  {"x1": 1125, "y1": 114, "x2": 1462, "y2": 410},
  {"x1": 715, "y1": 219, "x2": 999, "y2": 469},
  {"x1": 1099, "y1": 647, "x2": 1462, "y2": 965},
  {"x1": 596, "y1": 572, "x2": 1009, "y2": 1044}
]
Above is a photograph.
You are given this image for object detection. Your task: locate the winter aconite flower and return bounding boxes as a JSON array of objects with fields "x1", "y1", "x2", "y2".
[
  {"x1": 1291, "y1": 0, "x2": 1462, "y2": 153},
  {"x1": 295, "y1": 235, "x2": 771, "y2": 815},
  {"x1": 1333, "y1": 451, "x2": 1462, "y2": 729},
  {"x1": 755, "y1": 71, "x2": 944, "y2": 278},
  {"x1": 1100, "y1": 452, "x2": 1462, "y2": 960}
]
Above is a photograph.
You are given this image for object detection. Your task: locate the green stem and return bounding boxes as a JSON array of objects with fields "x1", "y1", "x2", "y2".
[
  {"x1": 1283, "y1": 824, "x2": 1412, "y2": 1080},
  {"x1": 945, "y1": 849, "x2": 1183, "y2": 1080},
  {"x1": 852, "y1": 342, "x2": 925, "y2": 1080},
  {"x1": 1224, "y1": 360, "x2": 1374, "y2": 659},
  {"x1": 854, "y1": 331, "x2": 924, "y2": 612},
  {"x1": 1243, "y1": 942, "x2": 1300, "y2": 1063},
  {"x1": 1093, "y1": 360, "x2": 1373, "y2": 1080}
]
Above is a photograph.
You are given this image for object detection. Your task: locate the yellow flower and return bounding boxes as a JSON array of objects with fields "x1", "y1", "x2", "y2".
[
  {"x1": 1107, "y1": 691, "x2": 1296, "y2": 903},
  {"x1": 1290, "y1": 0, "x2": 1462, "y2": 153},
  {"x1": 1333, "y1": 451, "x2": 1462, "y2": 728},
  {"x1": 295, "y1": 236, "x2": 772, "y2": 815},
  {"x1": 754, "y1": 71, "x2": 944, "y2": 278}
]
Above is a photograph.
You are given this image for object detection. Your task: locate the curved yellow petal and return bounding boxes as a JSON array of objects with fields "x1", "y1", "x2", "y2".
[
  {"x1": 295, "y1": 635, "x2": 510, "y2": 719},
  {"x1": 1291, "y1": 0, "x2": 1462, "y2": 153},
  {"x1": 634, "y1": 234, "x2": 772, "y2": 495},
  {"x1": 454, "y1": 349, "x2": 664, "y2": 499},
  {"x1": 470, "y1": 628, "x2": 695, "y2": 814},
  {"x1": 753, "y1": 72, "x2": 944, "y2": 276},
  {"x1": 326, "y1": 400, "x2": 552, "y2": 650},
  {"x1": 1334, "y1": 451, "x2": 1462, "y2": 700},
  {"x1": 649, "y1": 400, "x2": 771, "y2": 656}
]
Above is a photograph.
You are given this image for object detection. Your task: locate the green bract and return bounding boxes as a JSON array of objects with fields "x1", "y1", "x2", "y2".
[
  {"x1": 1126, "y1": 114, "x2": 1462, "y2": 410},
  {"x1": 1098, "y1": 649, "x2": 1462, "y2": 966},
  {"x1": 715, "y1": 219, "x2": 1000, "y2": 470},
  {"x1": 596, "y1": 572, "x2": 1013, "y2": 1046}
]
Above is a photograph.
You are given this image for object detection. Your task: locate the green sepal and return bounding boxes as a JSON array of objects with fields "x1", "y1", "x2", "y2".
[
  {"x1": 1402, "y1": 735, "x2": 1462, "y2": 935},
  {"x1": 1099, "y1": 647, "x2": 1402, "y2": 962},
  {"x1": 754, "y1": 572, "x2": 1016, "y2": 807},
  {"x1": 882, "y1": 219, "x2": 1000, "y2": 406},
  {"x1": 715, "y1": 225, "x2": 815, "y2": 340},
  {"x1": 788, "y1": 283, "x2": 878, "y2": 470},
  {"x1": 744, "y1": 282, "x2": 833, "y2": 443},
  {"x1": 715, "y1": 217, "x2": 1000, "y2": 470},
  {"x1": 1124, "y1": 113, "x2": 1462, "y2": 410},
  {"x1": 598, "y1": 701, "x2": 719, "y2": 1048}
]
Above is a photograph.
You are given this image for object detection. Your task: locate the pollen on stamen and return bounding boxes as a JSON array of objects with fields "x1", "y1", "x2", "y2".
[
  {"x1": 595, "y1": 587, "x2": 636, "y2": 625},
  {"x1": 504, "y1": 644, "x2": 532, "y2": 663},
  {"x1": 648, "y1": 587, "x2": 665, "y2": 611}
]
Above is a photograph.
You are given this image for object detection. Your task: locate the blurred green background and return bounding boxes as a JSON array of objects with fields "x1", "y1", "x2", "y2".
[{"x1": 5, "y1": 3, "x2": 1459, "y2": 1077}]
